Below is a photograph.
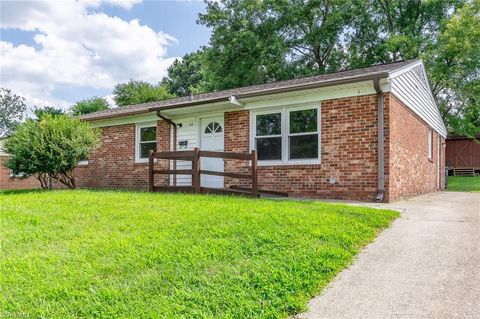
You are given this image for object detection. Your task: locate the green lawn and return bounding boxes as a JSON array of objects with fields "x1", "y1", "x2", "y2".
[
  {"x1": 0, "y1": 190, "x2": 398, "y2": 319},
  {"x1": 447, "y1": 175, "x2": 480, "y2": 192}
]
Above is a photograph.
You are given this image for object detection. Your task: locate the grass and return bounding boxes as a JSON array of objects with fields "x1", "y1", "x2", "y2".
[
  {"x1": 0, "y1": 190, "x2": 398, "y2": 319},
  {"x1": 447, "y1": 175, "x2": 480, "y2": 192}
]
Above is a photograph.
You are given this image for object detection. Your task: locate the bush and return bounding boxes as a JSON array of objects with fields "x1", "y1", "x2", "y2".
[{"x1": 3, "y1": 115, "x2": 99, "y2": 189}]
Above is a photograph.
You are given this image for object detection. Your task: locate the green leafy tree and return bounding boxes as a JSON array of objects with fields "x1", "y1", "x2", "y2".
[
  {"x1": 270, "y1": 0, "x2": 355, "y2": 74},
  {"x1": 163, "y1": 51, "x2": 207, "y2": 97},
  {"x1": 196, "y1": 0, "x2": 370, "y2": 90},
  {"x1": 113, "y1": 80, "x2": 175, "y2": 107},
  {"x1": 0, "y1": 88, "x2": 26, "y2": 137},
  {"x1": 3, "y1": 115, "x2": 100, "y2": 189},
  {"x1": 70, "y1": 97, "x2": 110, "y2": 116},
  {"x1": 424, "y1": 0, "x2": 480, "y2": 137},
  {"x1": 196, "y1": 0, "x2": 477, "y2": 137},
  {"x1": 33, "y1": 106, "x2": 64, "y2": 120},
  {"x1": 347, "y1": 0, "x2": 461, "y2": 66},
  {"x1": 198, "y1": 0, "x2": 291, "y2": 90}
]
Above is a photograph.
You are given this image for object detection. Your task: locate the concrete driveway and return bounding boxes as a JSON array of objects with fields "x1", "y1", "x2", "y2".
[{"x1": 297, "y1": 192, "x2": 480, "y2": 319}]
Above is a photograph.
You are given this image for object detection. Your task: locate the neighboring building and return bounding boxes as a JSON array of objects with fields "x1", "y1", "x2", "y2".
[
  {"x1": 446, "y1": 136, "x2": 480, "y2": 176},
  {"x1": 0, "y1": 139, "x2": 40, "y2": 190},
  {"x1": 75, "y1": 59, "x2": 446, "y2": 202}
]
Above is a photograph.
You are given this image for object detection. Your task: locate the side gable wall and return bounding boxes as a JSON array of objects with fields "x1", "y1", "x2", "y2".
[
  {"x1": 385, "y1": 93, "x2": 445, "y2": 201},
  {"x1": 390, "y1": 63, "x2": 447, "y2": 137}
]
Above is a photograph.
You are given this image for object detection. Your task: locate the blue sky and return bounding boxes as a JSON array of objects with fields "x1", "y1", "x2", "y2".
[{"x1": 0, "y1": 0, "x2": 211, "y2": 109}]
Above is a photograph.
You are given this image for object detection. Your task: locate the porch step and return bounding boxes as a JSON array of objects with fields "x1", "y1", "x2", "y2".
[{"x1": 453, "y1": 168, "x2": 476, "y2": 176}]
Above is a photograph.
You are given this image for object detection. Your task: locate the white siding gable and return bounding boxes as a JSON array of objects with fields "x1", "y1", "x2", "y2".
[{"x1": 390, "y1": 61, "x2": 447, "y2": 137}]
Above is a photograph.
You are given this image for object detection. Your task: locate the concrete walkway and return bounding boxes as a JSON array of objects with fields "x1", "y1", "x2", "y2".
[{"x1": 297, "y1": 192, "x2": 480, "y2": 319}]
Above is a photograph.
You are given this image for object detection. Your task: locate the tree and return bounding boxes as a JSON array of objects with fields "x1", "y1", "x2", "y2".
[
  {"x1": 0, "y1": 88, "x2": 26, "y2": 137},
  {"x1": 196, "y1": 0, "x2": 358, "y2": 91},
  {"x1": 424, "y1": 0, "x2": 480, "y2": 137},
  {"x1": 33, "y1": 106, "x2": 64, "y2": 120},
  {"x1": 163, "y1": 51, "x2": 207, "y2": 97},
  {"x1": 198, "y1": 0, "x2": 290, "y2": 91},
  {"x1": 3, "y1": 115, "x2": 100, "y2": 189},
  {"x1": 449, "y1": 93, "x2": 480, "y2": 139},
  {"x1": 70, "y1": 97, "x2": 110, "y2": 116},
  {"x1": 113, "y1": 80, "x2": 175, "y2": 107},
  {"x1": 347, "y1": 0, "x2": 461, "y2": 67},
  {"x1": 195, "y1": 0, "x2": 477, "y2": 137}
]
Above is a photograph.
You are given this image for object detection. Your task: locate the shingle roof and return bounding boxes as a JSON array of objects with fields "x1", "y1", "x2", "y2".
[{"x1": 82, "y1": 59, "x2": 418, "y2": 121}]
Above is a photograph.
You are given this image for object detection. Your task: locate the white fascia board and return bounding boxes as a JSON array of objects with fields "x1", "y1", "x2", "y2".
[
  {"x1": 243, "y1": 80, "x2": 378, "y2": 110},
  {"x1": 88, "y1": 112, "x2": 159, "y2": 128},
  {"x1": 387, "y1": 60, "x2": 423, "y2": 78}
]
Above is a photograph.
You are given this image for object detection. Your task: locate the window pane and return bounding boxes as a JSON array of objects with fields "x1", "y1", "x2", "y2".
[
  {"x1": 140, "y1": 142, "x2": 157, "y2": 158},
  {"x1": 256, "y1": 113, "x2": 281, "y2": 136},
  {"x1": 290, "y1": 109, "x2": 317, "y2": 133},
  {"x1": 256, "y1": 137, "x2": 282, "y2": 161},
  {"x1": 205, "y1": 122, "x2": 223, "y2": 134},
  {"x1": 140, "y1": 127, "x2": 156, "y2": 141},
  {"x1": 289, "y1": 134, "x2": 318, "y2": 159}
]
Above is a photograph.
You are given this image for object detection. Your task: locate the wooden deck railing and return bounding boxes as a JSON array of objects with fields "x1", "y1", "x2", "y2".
[{"x1": 148, "y1": 147, "x2": 258, "y2": 197}]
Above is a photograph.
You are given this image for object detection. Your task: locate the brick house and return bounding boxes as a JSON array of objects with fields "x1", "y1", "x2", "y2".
[
  {"x1": 9, "y1": 59, "x2": 446, "y2": 202},
  {"x1": 0, "y1": 140, "x2": 40, "y2": 190}
]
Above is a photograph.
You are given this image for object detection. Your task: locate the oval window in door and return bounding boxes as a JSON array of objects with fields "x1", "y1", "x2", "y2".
[{"x1": 204, "y1": 122, "x2": 223, "y2": 134}]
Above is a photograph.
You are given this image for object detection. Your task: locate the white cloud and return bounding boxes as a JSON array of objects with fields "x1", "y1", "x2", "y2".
[
  {"x1": 104, "y1": 94, "x2": 117, "y2": 108},
  {"x1": 0, "y1": 0, "x2": 178, "y2": 109},
  {"x1": 104, "y1": 0, "x2": 143, "y2": 10}
]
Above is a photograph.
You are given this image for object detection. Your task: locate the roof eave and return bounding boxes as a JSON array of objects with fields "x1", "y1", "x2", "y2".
[
  {"x1": 148, "y1": 72, "x2": 390, "y2": 112},
  {"x1": 81, "y1": 109, "x2": 152, "y2": 122},
  {"x1": 83, "y1": 71, "x2": 392, "y2": 121}
]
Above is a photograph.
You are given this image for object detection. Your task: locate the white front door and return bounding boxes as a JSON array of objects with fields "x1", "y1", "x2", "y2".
[{"x1": 200, "y1": 117, "x2": 224, "y2": 188}]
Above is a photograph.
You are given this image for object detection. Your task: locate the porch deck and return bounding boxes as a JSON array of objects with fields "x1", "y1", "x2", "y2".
[{"x1": 148, "y1": 148, "x2": 287, "y2": 198}]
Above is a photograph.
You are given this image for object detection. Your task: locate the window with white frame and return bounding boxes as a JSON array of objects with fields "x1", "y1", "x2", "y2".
[
  {"x1": 428, "y1": 128, "x2": 433, "y2": 160},
  {"x1": 255, "y1": 112, "x2": 282, "y2": 161},
  {"x1": 252, "y1": 106, "x2": 320, "y2": 164},
  {"x1": 136, "y1": 123, "x2": 157, "y2": 162}
]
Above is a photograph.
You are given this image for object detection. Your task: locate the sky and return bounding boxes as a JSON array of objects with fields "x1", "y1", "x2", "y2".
[{"x1": 0, "y1": 0, "x2": 211, "y2": 110}]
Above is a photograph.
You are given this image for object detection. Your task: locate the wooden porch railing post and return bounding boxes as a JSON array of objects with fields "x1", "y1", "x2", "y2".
[
  {"x1": 192, "y1": 147, "x2": 201, "y2": 193},
  {"x1": 251, "y1": 149, "x2": 258, "y2": 198},
  {"x1": 148, "y1": 150, "x2": 154, "y2": 192}
]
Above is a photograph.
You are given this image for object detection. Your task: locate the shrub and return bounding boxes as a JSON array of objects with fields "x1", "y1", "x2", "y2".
[{"x1": 3, "y1": 115, "x2": 99, "y2": 189}]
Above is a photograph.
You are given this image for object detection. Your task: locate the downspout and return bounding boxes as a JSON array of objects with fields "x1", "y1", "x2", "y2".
[
  {"x1": 156, "y1": 111, "x2": 178, "y2": 186},
  {"x1": 373, "y1": 78, "x2": 385, "y2": 202}
]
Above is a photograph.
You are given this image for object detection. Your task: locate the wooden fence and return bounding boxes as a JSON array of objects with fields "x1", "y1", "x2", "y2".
[{"x1": 148, "y1": 147, "x2": 258, "y2": 197}]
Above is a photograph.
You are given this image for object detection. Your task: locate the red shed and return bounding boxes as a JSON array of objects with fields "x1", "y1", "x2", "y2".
[{"x1": 446, "y1": 136, "x2": 480, "y2": 176}]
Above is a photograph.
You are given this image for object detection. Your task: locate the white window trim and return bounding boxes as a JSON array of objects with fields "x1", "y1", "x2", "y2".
[
  {"x1": 250, "y1": 104, "x2": 321, "y2": 166},
  {"x1": 428, "y1": 128, "x2": 433, "y2": 160},
  {"x1": 135, "y1": 122, "x2": 157, "y2": 163},
  {"x1": 10, "y1": 171, "x2": 27, "y2": 178}
]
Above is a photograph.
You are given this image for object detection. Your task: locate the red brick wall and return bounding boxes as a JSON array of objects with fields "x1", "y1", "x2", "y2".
[
  {"x1": 224, "y1": 111, "x2": 252, "y2": 189},
  {"x1": 71, "y1": 93, "x2": 444, "y2": 201},
  {"x1": 224, "y1": 95, "x2": 380, "y2": 201},
  {"x1": 0, "y1": 156, "x2": 40, "y2": 190},
  {"x1": 385, "y1": 94, "x2": 444, "y2": 201},
  {"x1": 74, "y1": 120, "x2": 170, "y2": 190}
]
